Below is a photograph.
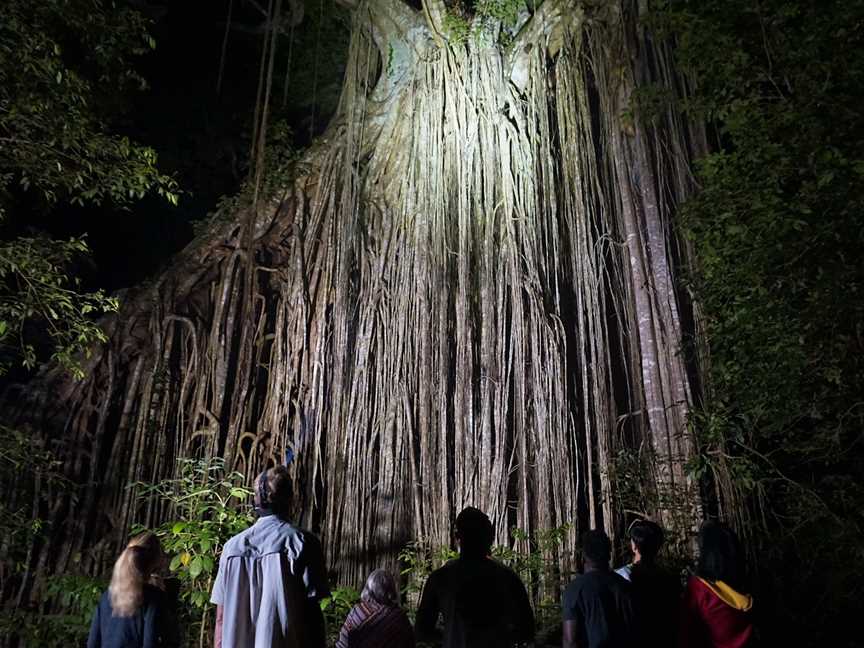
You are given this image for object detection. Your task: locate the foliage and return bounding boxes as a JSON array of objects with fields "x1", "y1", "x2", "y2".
[
  {"x1": 611, "y1": 447, "x2": 654, "y2": 517},
  {"x1": 491, "y1": 525, "x2": 572, "y2": 640},
  {"x1": 0, "y1": 574, "x2": 104, "y2": 648},
  {"x1": 0, "y1": 424, "x2": 94, "y2": 647},
  {"x1": 0, "y1": 425, "x2": 74, "y2": 585},
  {"x1": 398, "y1": 538, "x2": 459, "y2": 603},
  {"x1": 132, "y1": 458, "x2": 255, "y2": 646},
  {"x1": 319, "y1": 585, "x2": 361, "y2": 643},
  {"x1": 0, "y1": 235, "x2": 118, "y2": 377},
  {"x1": 202, "y1": 119, "x2": 298, "y2": 224},
  {"x1": 442, "y1": 0, "x2": 527, "y2": 47},
  {"x1": 0, "y1": 0, "x2": 178, "y2": 210},
  {"x1": 0, "y1": 425, "x2": 69, "y2": 582},
  {"x1": 475, "y1": 0, "x2": 525, "y2": 27},
  {"x1": 442, "y1": 11, "x2": 473, "y2": 45},
  {"x1": 656, "y1": 0, "x2": 864, "y2": 644},
  {"x1": 0, "y1": 0, "x2": 178, "y2": 378}
]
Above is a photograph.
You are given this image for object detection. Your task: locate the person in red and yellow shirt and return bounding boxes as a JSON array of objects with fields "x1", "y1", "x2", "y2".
[{"x1": 680, "y1": 520, "x2": 754, "y2": 648}]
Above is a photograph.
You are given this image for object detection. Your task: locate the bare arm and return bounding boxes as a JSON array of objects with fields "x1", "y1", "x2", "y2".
[
  {"x1": 214, "y1": 604, "x2": 224, "y2": 648},
  {"x1": 562, "y1": 619, "x2": 582, "y2": 648}
]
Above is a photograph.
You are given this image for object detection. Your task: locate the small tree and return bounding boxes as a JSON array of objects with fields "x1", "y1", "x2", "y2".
[{"x1": 133, "y1": 458, "x2": 255, "y2": 648}]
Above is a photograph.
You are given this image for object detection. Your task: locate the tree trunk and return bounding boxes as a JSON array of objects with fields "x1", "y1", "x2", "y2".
[{"x1": 7, "y1": 0, "x2": 707, "y2": 593}]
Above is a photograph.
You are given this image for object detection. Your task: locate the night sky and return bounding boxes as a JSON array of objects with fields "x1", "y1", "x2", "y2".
[{"x1": 37, "y1": 0, "x2": 349, "y2": 292}]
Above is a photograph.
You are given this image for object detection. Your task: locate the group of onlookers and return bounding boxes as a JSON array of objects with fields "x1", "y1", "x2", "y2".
[
  {"x1": 561, "y1": 520, "x2": 754, "y2": 648},
  {"x1": 87, "y1": 466, "x2": 755, "y2": 648}
]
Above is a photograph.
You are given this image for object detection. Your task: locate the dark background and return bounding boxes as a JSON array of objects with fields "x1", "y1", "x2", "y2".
[{"x1": 31, "y1": 0, "x2": 350, "y2": 292}]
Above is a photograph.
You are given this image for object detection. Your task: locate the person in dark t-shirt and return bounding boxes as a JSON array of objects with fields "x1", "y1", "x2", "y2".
[
  {"x1": 415, "y1": 507, "x2": 534, "y2": 648},
  {"x1": 562, "y1": 529, "x2": 634, "y2": 648}
]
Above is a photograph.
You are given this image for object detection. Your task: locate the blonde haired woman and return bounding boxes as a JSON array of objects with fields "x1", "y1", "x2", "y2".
[{"x1": 87, "y1": 532, "x2": 179, "y2": 648}]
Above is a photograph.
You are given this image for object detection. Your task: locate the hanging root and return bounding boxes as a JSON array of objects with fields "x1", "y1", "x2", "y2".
[{"x1": 7, "y1": 0, "x2": 710, "y2": 594}]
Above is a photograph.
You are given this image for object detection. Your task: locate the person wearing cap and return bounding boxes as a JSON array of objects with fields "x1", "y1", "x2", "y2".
[
  {"x1": 210, "y1": 465, "x2": 330, "y2": 648},
  {"x1": 415, "y1": 506, "x2": 535, "y2": 648}
]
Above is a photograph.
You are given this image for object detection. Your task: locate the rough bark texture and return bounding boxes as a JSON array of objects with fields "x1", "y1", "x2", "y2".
[{"x1": 6, "y1": 0, "x2": 705, "y2": 593}]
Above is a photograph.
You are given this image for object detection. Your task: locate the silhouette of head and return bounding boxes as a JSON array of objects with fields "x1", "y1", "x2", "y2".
[
  {"x1": 582, "y1": 529, "x2": 612, "y2": 568},
  {"x1": 455, "y1": 507, "x2": 494, "y2": 558},
  {"x1": 255, "y1": 465, "x2": 294, "y2": 515},
  {"x1": 628, "y1": 519, "x2": 664, "y2": 563},
  {"x1": 696, "y1": 520, "x2": 746, "y2": 590}
]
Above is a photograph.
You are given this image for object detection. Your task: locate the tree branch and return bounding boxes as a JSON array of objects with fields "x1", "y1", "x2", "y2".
[
  {"x1": 240, "y1": 0, "x2": 304, "y2": 28},
  {"x1": 506, "y1": 0, "x2": 580, "y2": 91},
  {"x1": 421, "y1": 0, "x2": 447, "y2": 47}
]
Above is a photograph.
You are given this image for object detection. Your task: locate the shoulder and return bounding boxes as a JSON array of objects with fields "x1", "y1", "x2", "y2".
[
  {"x1": 345, "y1": 602, "x2": 371, "y2": 625},
  {"x1": 426, "y1": 562, "x2": 448, "y2": 582},
  {"x1": 562, "y1": 576, "x2": 588, "y2": 618},
  {"x1": 615, "y1": 564, "x2": 632, "y2": 581},
  {"x1": 296, "y1": 526, "x2": 323, "y2": 551},
  {"x1": 610, "y1": 570, "x2": 632, "y2": 587},
  {"x1": 684, "y1": 575, "x2": 710, "y2": 601},
  {"x1": 437, "y1": 558, "x2": 462, "y2": 574},
  {"x1": 424, "y1": 561, "x2": 455, "y2": 588},
  {"x1": 491, "y1": 560, "x2": 527, "y2": 587},
  {"x1": 222, "y1": 516, "x2": 315, "y2": 558},
  {"x1": 96, "y1": 589, "x2": 111, "y2": 613},
  {"x1": 287, "y1": 524, "x2": 326, "y2": 563},
  {"x1": 685, "y1": 574, "x2": 703, "y2": 592},
  {"x1": 563, "y1": 574, "x2": 587, "y2": 598},
  {"x1": 142, "y1": 584, "x2": 172, "y2": 609},
  {"x1": 221, "y1": 522, "x2": 258, "y2": 556}
]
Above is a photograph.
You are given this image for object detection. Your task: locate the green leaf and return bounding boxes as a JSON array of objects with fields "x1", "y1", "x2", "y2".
[{"x1": 189, "y1": 556, "x2": 203, "y2": 579}]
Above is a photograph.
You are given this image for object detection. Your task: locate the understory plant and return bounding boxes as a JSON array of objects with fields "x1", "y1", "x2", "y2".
[
  {"x1": 0, "y1": 574, "x2": 104, "y2": 648},
  {"x1": 0, "y1": 425, "x2": 95, "y2": 648},
  {"x1": 132, "y1": 458, "x2": 255, "y2": 648}
]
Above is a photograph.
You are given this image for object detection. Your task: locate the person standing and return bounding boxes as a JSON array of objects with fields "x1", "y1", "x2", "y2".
[
  {"x1": 679, "y1": 520, "x2": 754, "y2": 648},
  {"x1": 87, "y1": 532, "x2": 180, "y2": 648},
  {"x1": 615, "y1": 519, "x2": 665, "y2": 582},
  {"x1": 336, "y1": 569, "x2": 414, "y2": 648},
  {"x1": 616, "y1": 519, "x2": 681, "y2": 645},
  {"x1": 562, "y1": 529, "x2": 634, "y2": 648},
  {"x1": 415, "y1": 506, "x2": 535, "y2": 648},
  {"x1": 211, "y1": 465, "x2": 330, "y2": 648}
]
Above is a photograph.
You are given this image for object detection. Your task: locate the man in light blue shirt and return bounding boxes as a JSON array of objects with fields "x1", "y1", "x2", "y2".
[{"x1": 211, "y1": 466, "x2": 329, "y2": 648}]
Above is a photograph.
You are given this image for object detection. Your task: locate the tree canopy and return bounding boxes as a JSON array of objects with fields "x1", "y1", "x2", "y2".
[
  {"x1": 0, "y1": 0, "x2": 177, "y2": 376},
  {"x1": 664, "y1": 0, "x2": 864, "y2": 642}
]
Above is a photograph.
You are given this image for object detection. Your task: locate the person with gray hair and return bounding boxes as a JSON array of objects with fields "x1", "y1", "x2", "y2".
[
  {"x1": 336, "y1": 569, "x2": 414, "y2": 648},
  {"x1": 211, "y1": 465, "x2": 330, "y2": 648}
]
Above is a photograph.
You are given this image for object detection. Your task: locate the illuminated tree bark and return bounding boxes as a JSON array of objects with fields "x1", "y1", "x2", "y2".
[{"x1": 11, "y1": 0, "x2": 705, "y2": 589}]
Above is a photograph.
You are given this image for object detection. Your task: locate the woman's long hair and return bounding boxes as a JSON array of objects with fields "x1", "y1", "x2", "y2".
[
  {"x1": 696, "y1": 520, "x2": 747, "y2": 591},
  {"x1": 108, "y1": 532, "x2": 163, "y2": 617}
]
